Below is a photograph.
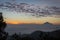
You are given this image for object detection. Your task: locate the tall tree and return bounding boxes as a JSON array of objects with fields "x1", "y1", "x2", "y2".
[{"x1": 0, "y1": 12, "x2": 7, "y2": 40}]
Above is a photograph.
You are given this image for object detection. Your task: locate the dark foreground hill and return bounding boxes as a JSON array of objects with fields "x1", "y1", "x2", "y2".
[
  {"x1": 30, "y1": 30, "x2": 60, "y2": 40},
  {"x1": 6, "y1": 30, "x2": 60, "y2": 40}
]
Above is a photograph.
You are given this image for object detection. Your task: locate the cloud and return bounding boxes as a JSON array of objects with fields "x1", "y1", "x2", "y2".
[
  {"x1": 0, "y1": 1, "x2": 60, "y2": 18},
  {"x1": 37, "y1": 0, "x2": 60, "y2": 2}
]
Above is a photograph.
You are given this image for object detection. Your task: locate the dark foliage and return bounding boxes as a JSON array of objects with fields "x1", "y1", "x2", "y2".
[{"x1": 0, "y1": 12, "x2": 8, "y2": 40}]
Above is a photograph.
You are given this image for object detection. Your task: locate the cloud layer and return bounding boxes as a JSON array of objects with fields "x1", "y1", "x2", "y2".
[{"x1": 0, "y1": 1, "x2": 60, "y2": 17}]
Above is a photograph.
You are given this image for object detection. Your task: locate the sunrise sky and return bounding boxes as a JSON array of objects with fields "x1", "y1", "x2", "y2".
[{"x1": 0, "y1": 0, "x2": 60, "y2": 25}]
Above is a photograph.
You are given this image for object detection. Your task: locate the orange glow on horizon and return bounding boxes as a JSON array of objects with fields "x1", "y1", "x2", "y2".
[
  {"x1": 5, "y1": 17, "x2": 60, "y2": 25},
  {"x1": 7, "y1": 22, "x2": 60, "y2": 25},
  {"x1": 6, "y1": 20, "x2": 60, "y2": 25}
]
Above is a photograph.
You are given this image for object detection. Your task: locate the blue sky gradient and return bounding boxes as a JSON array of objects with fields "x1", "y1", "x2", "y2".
[{"x1": 0, "y1": 0, "x2": 60, "y2": 24}]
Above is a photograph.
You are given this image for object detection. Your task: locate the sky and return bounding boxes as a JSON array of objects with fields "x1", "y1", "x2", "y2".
[{"x1": 0, "y1": 0, "x2": 60, "y2": 25}]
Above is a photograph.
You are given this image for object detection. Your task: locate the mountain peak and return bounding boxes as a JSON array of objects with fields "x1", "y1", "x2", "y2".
[{"x1": 43, "y1": 22, "x2": 53, "y2": 25}]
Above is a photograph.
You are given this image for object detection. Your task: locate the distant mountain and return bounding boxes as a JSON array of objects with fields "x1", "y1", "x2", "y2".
[{"x1": 43, "y1": 22, "x2": 53, "y2": 25}]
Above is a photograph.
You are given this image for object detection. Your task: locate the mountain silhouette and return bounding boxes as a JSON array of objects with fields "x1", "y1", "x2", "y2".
[
  {"x1": 43, "y1": 22, "x2": 53, "y2": 25},
  {"x1": 42, "y1": 22, "x2": 53, "y2": 27},
  {"x1": 30, "y1": 30, "x2": 60, "y2": 40}
]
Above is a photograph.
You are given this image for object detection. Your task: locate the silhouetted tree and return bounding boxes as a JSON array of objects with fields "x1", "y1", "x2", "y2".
[
  {"x1": 10, "y1": 33, "x2": 21, "y2": 40},
  {"x1": 0, "y1": 12, "x2": 7, "y2": 32},
  {"x1": 0, "y1": 12, "x2": 7, "y2": 40},
  {"x1": 22, "y1": 36, "x2": 34, "y2": 40}
]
